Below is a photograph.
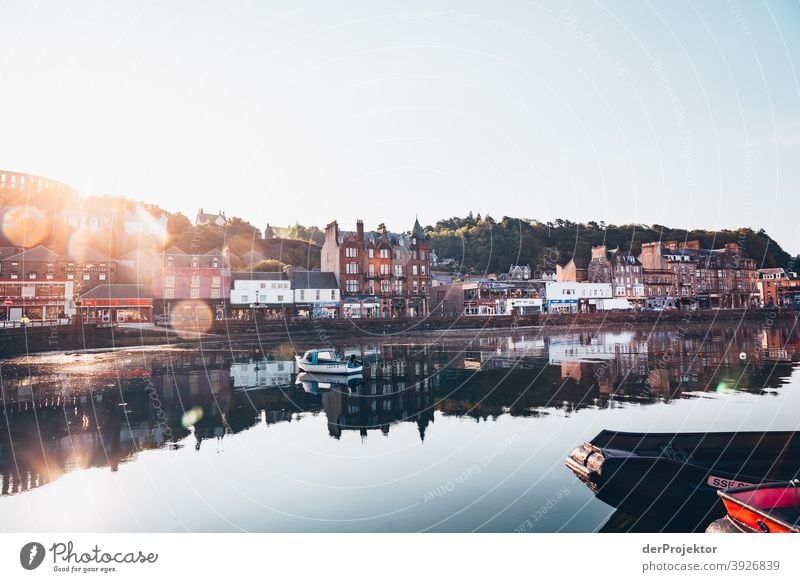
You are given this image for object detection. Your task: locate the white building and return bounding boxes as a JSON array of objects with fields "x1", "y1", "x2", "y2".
[
  {"x1": 291, "y1": 271, "x2": 340, "y2": 318},
  {"x1": 230, "y1": 359, "x2": 295, "y2": 389},
  {"x1": 544, "y1": 282, "x2": 612, "y2": 314},
  {"x1": 229, "y1": 272, "x2": 292, "y2": 311}
]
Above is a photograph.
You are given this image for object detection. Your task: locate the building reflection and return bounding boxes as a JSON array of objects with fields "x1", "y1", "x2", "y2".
[{"x1": 0, "y1": 322, "x2": 798, "y2": 497}]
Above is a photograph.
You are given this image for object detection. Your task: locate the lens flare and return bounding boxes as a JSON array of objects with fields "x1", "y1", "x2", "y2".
[
  {"x1": 2, "y1": 206, "x2": 48, "y2": 247},
  {"x1": 181, "y1": 406, "x2": 204, "y2": 428},
  {"x1": 171, "y1": 301, "x2": 214, "y2": 337}
]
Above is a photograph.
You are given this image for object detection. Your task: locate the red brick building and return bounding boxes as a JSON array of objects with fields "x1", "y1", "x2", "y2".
[{"x1": 321, "y1": 219, "x2": 431, "y2": 317}]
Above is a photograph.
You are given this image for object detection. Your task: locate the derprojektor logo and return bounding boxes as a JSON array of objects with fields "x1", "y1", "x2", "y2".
[{"x1": 19, "y1": 542, "x2": 46, "y2": 570}]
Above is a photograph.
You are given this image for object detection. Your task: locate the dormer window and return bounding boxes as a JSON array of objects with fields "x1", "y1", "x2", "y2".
[
  {"x1": 191, "y1": 258, "x2": 199, "y2": 268},
  {"x1": 212, "y1": 259, "x2": 219, "y2": 268},
  {"x1": 167, "y1": 258, "x2": 174, "y2": 268}
]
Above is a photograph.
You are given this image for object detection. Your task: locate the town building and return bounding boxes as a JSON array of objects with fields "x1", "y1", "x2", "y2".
[
  {"x1": 228, "y1": 272, "x2": 292, "y2": 318},
  {"x1": 587, "y1": 245, "x2": 644, "y2": 302},
  {"x1": 556, "y1": 256, "x2": 589, "y2": 282},
  {"x1": 544, "y1": 282, "x2": 613, "y2": 314},
  {"x1": 77, "y1": 284, "x2": 152, "y2": 323},
  {"x1": 151, "y1": 247, "x2": 231, "y2": 320},
  {"x1": 0, "y1": 279, "x2": 75, "y2": 322},
  {"x1": 321, "y1": 219, "x2": 431, "y2": 317},
  {"x1": 757, "y1": 268, "x2": 800, "y2": 307},
  {"x1": 195, "y1": 208, "x2": 227, "y2": 227},
  {"x1": 0, "y1": 245, "x2": 117, "y2": 296},
  {"x1": 291, "y1": 270, "x2": 340, "y2": 318},
  {"x1": 694, "y1": 242, "x2": 758, "y2": 308},
  {"x1": 507, "y1": 265, "x2": 531, "y2": 280}
]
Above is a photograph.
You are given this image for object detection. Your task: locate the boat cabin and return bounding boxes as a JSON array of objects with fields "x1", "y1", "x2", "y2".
[{"x1": 301, "y1": 350, "x2": 340, "y2": 365}]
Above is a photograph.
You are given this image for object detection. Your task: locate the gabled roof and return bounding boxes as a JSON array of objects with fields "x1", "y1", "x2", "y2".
[
  {"x1": 291, "y1": 271, "x2": 338, "y2": 290},
  {"x1": 231, "y1": 271, "x2": 287, "y2": 281},
  {"x1": 3, "y1": 245, "x2": 62, "y2": 263},
  {"x1": 80, "y1": 284, "x2": 152, "y2": 299},
  {"x1": 162, "y1": 246, "x2": 186, "y2": 255}
]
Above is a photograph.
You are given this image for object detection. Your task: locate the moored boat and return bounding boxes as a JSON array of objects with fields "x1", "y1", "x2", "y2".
[
  {"x1": 296, "y1": 372, "x2": 364, "y2": 394},
  {"x1": 295, "y1": 349, "x2": 363, "y2": 374},
  {"x1": 566, "y1": 430, "x2": 800, "y2": 523},
  {"x1": 707, "y1": 480, "x2": 800, "y2": 533}
]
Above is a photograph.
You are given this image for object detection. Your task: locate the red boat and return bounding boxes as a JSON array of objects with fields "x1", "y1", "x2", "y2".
[{"x1": 709, "y1": 480, "x2": 800, "y2": 533}]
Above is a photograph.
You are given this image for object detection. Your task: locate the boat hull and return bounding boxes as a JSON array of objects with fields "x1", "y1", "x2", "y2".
[
  {"x1": 566, "y1": 430, "x2": 800, "y2": 523},
  {"x1": 294, "y1": 356, "x2": 362, "y2": 375}
]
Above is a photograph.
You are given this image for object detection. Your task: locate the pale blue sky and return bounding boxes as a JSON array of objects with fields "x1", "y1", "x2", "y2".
[{"x1": 0, "y1": 1, "x2": 798, "y2": 252}]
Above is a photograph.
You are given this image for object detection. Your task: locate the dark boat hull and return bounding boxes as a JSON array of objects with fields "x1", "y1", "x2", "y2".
[{"x1": 566, "y1": 430, "x2": 800, "y2": 524}]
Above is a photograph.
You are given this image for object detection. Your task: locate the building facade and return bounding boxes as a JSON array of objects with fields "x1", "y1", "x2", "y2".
[
  {"x1": 151, "y1": 247, "x2": 231, "y2": 319},
  {"x1": 321, "y1": 219, "x2": 431, "y2": 317}
]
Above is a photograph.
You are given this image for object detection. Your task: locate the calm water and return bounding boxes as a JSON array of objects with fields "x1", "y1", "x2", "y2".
[{"x1": 0, "y1": 321, "x2": 798, "y2": 532}]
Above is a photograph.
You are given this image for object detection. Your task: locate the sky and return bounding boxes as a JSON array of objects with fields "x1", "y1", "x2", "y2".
[{"x1": 0, "y1": 0, "x2": 798, "y2": 253}]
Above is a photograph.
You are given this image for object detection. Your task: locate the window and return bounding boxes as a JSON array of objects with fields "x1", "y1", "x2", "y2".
[
  {"x1": 421, "y1": 265, "x2": 426, "y2": 275},
  {"x1": 380, "y1": 264, "x2": 389, "y2": 275},
  {"x1": 315, "y1": 290, "x2": 321, "y2": 300},
  {"x1": 346, "y1": 280, "x2": 359, "y2": 293},
  {"x1": 191, "y1": 275, "x2": 200, "y2": 286},
  {"x1": 164, "y1": 288, "x2": 174, "y2": 299},
  {"x1": 29, "y1": 273, "x2": 37, "y2": 279},
  {"x1": 212, "y1": 259, "x2": 219, "y2": 268},
  {"x1": 241, "y1": 295, "x2": 249, "y2": 303},
  {"x1": 300, "y1": 290, "x2": 305, "y2": 300},
  {"x1": 99, "y1": 273, "x2": 106, "y2": 280},
  {"x1": 211, "y1": 288, "x2": 220, "y2": 299},
  {"x1": 412, "y1": 265, "x2": 418, "y2": 275},
  {"x1": 331, "y1": 290, "x2": 336, "y2": 300},
  {"x1": 380, "y1": 248, "x2": 389, "y2": 259},
  {"x1": 82, "y1": 274, "x2": 90, "y2": 280},
  {"x1": 368, "y1": 248, "x2": 374, "y2": 258},
  {"x1": 368, "y1": 282, "x2": 375, "y2": 295},
  {"x1": 394, "y1": 265, "x2": 403, "y2": 276},
  {"x1": 345, "y1": 247, "x2": 357, "y2": 258},
  {"x1": 368, "y1": 264, "x2": 375, "y2": 276},
  {"x1": 191, "y1": 258, "x2": 199, "y2": 268},
  {"x1": 190, "y1": 288, "x2": 200, "y2": 298},
  {"x1": 346, "y1": 262, "x2": 359, "y2": 274},
  {"x1": 211, "y1": 276, "x2": 221, "y2": 287},
  {"x1": 412, "y1": 251, "x2": 417, "y2": 260},
  {"x1": 277, "y1": 294, "x2": 284, "y2": 302},
  {"x1": 164, "y1": 276, "x2": 175, "y2": 287}
]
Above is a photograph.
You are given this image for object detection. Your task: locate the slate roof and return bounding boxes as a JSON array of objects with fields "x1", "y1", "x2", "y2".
[
  {"x1": 2, "y1": 245, "x2": 62, "y2": 263},
  {"x1": 291, "y1": 271, "x2": 338, "y2": 290}
]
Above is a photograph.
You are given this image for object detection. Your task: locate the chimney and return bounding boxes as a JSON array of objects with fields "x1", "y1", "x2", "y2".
[
  {"x1": 725, "y1": 242, "x2": 740, "y2": 253},
  {"x1": 663, "y1": 240, "x2": 678, "y2": 253},
  {"x1": 591, "y1": 245, "x2": 607, "y2": 260},
  {"x1": 377, "y1": 223, "x2": 387, "y2": 236},
  {"x1": 356, "y1": 219, "x2": 364, "y2": 242},
  {"x1": 682, "y1": 240, "x2": 700, "y2": 250}
]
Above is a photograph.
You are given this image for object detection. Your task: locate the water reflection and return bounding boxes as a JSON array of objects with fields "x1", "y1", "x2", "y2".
[{"x1": 0, "y1": 322, "x2": 797, "y2": 502}]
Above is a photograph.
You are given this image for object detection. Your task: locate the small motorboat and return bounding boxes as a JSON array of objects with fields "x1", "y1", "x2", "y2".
[
  {"x1": 296, "y1": 372, "x2": 364, "y2": 394},
  {"x1": 566, "y1": 430, "x2": 800, "y2": 523},
  {"x1": 295, "y1": 349, "x2": 363, "y2": 375},
  {"x1": 706, "y1": 480, "x2": 800, "y2": 533}
]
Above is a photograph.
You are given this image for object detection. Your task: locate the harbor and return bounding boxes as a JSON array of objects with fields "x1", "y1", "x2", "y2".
[{"x1": 0, "y1": 319, "x2": 797, "y2": 532}]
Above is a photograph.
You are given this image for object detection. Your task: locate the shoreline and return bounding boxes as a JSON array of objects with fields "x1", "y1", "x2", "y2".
[{"x1": 0, "y1": 308, "x2": 795, "y2": 358}]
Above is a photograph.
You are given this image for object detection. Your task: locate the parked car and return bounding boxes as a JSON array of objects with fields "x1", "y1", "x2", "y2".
[{"x1": 154, "y1": 313, "x2": 186, "y2": 327}]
